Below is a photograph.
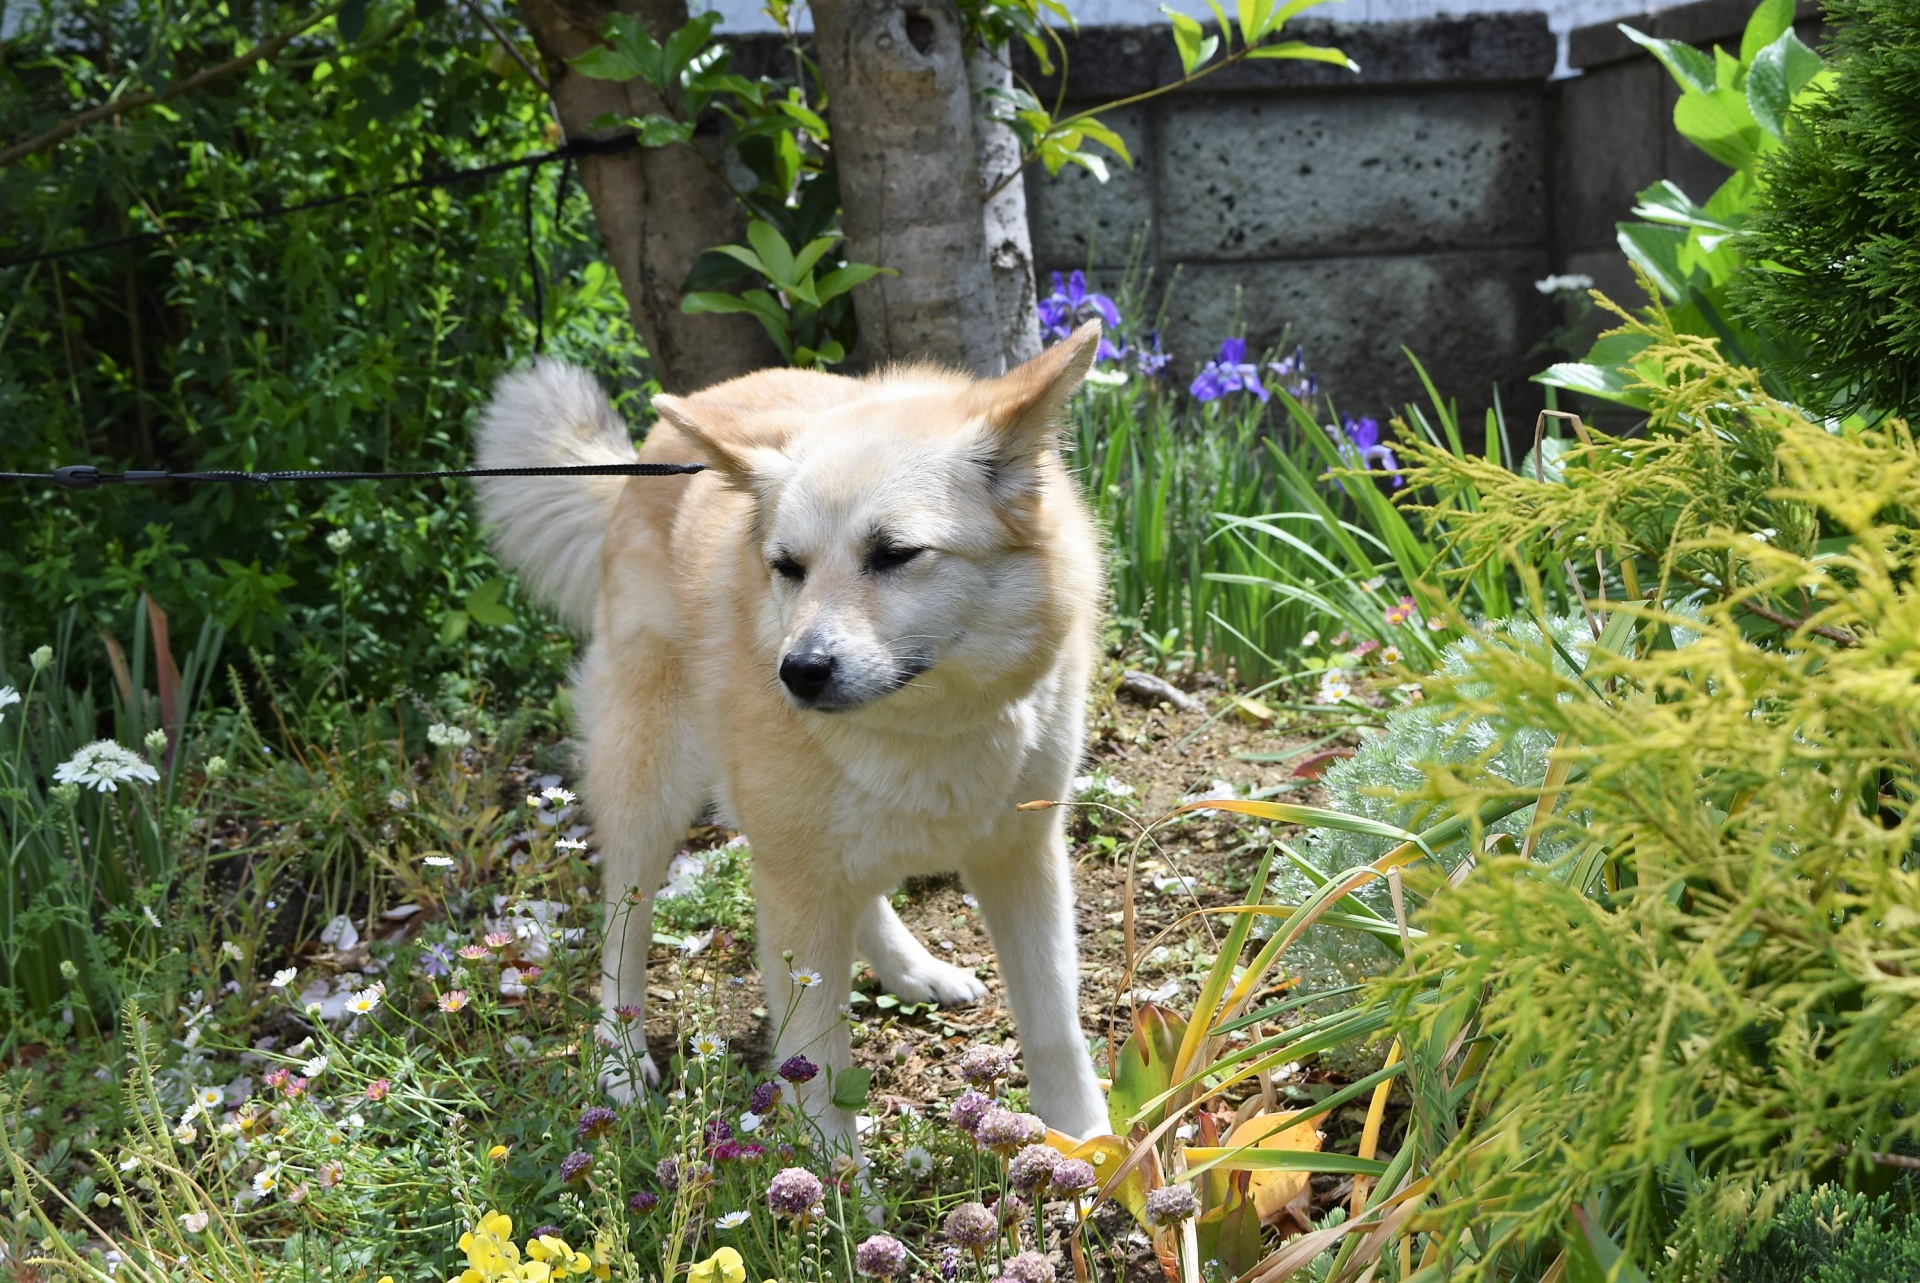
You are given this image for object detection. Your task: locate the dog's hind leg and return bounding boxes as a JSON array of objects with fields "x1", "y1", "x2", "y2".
[
  {"x1": 857, "y1": 897, "x2": 987, "y2": 1007},
  {"x1": 964, "y1": 826, "x2": 1109, "y2": 1139},
  {"x1": 578, "y1": 633, "x2": 706, "y2": 1103}
]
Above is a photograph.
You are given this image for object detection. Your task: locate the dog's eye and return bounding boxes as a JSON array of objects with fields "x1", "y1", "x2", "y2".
[
  {"x1": 771, "y1": 555, "x2": 806, "y2": 582},
  {"x1": 867, "y1": 545, "x2": 924, "y2": 574}
]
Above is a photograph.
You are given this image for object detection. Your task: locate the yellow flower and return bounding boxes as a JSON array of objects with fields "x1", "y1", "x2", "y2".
[
  {"x1": 458, "y1": 1210, "x2": 521, "y2": 1277},
  {"x1": 487, "y1": 1144, "x2": 510, "y2": 1162},
  {"x1": 378, "y1": 1277, "x2": 395, "y2": 1283},
  {"x1": 526, "y1": 1236, "x2": 595, "y2": 1277},
  {"x1": 688, "y1": 1247, "x2": 746, "y2": 1283}
]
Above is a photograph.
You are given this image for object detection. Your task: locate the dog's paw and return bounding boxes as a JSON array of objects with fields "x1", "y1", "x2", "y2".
[
  {"x1": 875, "y1": 958, "x2": 988, "y2": 1007},
  {"x1": 599, "y1": 1050, "x2": 660, "y2": 1103}
]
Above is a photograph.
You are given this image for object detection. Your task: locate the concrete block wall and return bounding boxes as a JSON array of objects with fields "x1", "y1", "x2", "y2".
[{"x1": 1015, "y1": 15, "x2": 1559, "y2": 420}]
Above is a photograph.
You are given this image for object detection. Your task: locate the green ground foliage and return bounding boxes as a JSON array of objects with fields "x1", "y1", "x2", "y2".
[
  {"x1": 1737, "y1": 0, "x2": 1920, "y2": 420},
  {"x1": 1713, "y1": 1185, "x2": 1920, "y2": 1283}
]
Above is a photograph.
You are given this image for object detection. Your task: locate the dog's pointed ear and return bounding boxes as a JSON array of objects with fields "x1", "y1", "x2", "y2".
[
  {"x1": 652, "y1": 394, "x2": 788, "y2": 488},
  {"x1": 978, "y1": 319, "x2": 1101, "y2": 465}
]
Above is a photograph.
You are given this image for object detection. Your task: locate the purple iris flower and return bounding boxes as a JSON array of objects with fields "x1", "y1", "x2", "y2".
[
  {"x1": 1336, "y1": 415, "x2": 1404, "y2": 487},
  {"x1": 1268, "y1": 347, "x2": 1320, "y2": 404},
  {"x1": 1190, "y1": 337, "x2": 1269, "y2": 403},
  {"x1": 1038, "y1": 271, "x2": 1123, "y2": 358},
  {"x1": 1135, "y1": 330, "x2": 1171, "y2": 379}
]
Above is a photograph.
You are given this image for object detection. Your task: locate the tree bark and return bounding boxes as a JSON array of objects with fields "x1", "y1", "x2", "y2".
[
  {"x1": 969, "y1": 44, "x2": 1042, "y2": 373},
  {"x1": 520, "y1": 0, "x2": 781, "y2": 392},
  {"x1": 811, "y1": 0, "x2": 1004, "y2": 374}
]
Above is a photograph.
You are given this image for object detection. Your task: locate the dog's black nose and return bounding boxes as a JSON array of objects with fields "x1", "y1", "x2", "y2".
[{"x1": 779, "y1": 650, "x2": 836, "y2": 701}]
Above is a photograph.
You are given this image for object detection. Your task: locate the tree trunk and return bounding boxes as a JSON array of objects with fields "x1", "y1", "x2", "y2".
[
  {"x1": 969, "y1": 44, "x2": 1042, "y2": 373},
  {"x1": 520, "y1": 0, "x2": 781, "y2": 392},
  {"x1": 811, "y1": 0, "x2": 1004, "y2": 374}
]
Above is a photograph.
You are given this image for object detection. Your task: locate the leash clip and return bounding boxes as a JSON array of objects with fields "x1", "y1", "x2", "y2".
[{"x1": 52, "y1": 465, "x2": 102, "y2": 491}]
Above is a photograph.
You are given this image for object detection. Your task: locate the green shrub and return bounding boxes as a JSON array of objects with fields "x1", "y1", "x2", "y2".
[
  {"x1": 1714, "y1": 1185, "x2": 1920, "y2": 1283},
  {"x1": 1738, "y1": 0, "x2": 1920, "y2": 419}
]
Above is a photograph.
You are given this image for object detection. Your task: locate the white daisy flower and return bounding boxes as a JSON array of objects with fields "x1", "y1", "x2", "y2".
[
  {"x1": 0, "y1": 686, "x2": 19, "y2": 726},
  {"x1": 119, "y1": 1155, "x2": 140, "y2": 1172},
  {"x1": 1300, "y1": 630, "x2": 1321, "y2": 648},
  {"x1": 386, "y1": 788, "x2": 408, "y2": 811},
  {"x1": 541, "y1": 786, "x2": 577, "y2": 806},
  {"x1": 422, "y1": 855, "x2": 455, "y2": 868},
  {"x1": 715, "y1": 1211, "x2": 750, "y2": 1229},
  {"x1": 901, "y1": 1145, "x2": 934, "y2": 1177},
  {"x1": 301, "y1": 1055, "x2": 328, "y2": 1077},
  {"x1": 220, "y1": 940, "x2": 243, "y2": 962},
  {"x1": 194, "y1": 1086, "x2": 225, "y2": 1115},
  {"x1": 270, "y1": 967, "x2": 297, "y2": 989},
  {"x1": 180, "y1": 1210, "x2": 210, "y2": 1233},
  {"x1": 173, "y1": 1121, "x2": 199, "y2": 1146},
  {"x1": 789, "y1": 967, "x2": 823, "y2": 989},
  {"x1": 252, "y1": 1168, "x2": 279, "y2": 1199},
  {"x1": 690, "y1": 1031, "x2": 726, "y2": 1059},
  {"x1": 53, "y1": 740, "x2": 159, "y2": 793},
  {"x1": 1316, "y1": 672, "x2": 1353, "y2": 704},
  {"x1": 345, "y1": 986, "x2": 382, "y2": 1016},
  {"x1": 426, "y1": 723, "x2": 471, "y2": 749}
]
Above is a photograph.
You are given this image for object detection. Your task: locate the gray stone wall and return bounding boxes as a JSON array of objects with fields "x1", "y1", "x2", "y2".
[{"x1": 1016, "y1": 15, "x2": 1558, "y2": 421}]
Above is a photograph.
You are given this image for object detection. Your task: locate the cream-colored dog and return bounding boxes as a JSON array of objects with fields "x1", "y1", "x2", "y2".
[{"x1": 473, "y1": 322, "x2": 1109, "y2": 1149}]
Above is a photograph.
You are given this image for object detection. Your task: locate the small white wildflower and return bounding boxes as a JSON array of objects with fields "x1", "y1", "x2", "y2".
[
  {"x1": 326, "y1": 529, "x2": 353, "y2": 554},
  {"x1": 179, "y1": 1210, "x2": 210, "y2": 1233},
  {"x1": 58, "y1": 959, "x2": 79, "y2": 981},
  {"x1": 1316, "y1": 672, "x2": 1353, "y2": 704},
  {"x1": 53, "y1": 740, "x2": 159, "y2": 793},
  {"x1": 1084, "y1": 366, "x2": 1129, "y2": 387},
  {"x1": 691, "y1": 1031, "x2": 726, "y2": 1059},
  {"x1": 541, "y1": 786, "x2": 577, "y2": 806},
  {"x1": 119, "y1": 1155, "x2": 140, "y2": 1172},
  {"x1": 252, "y1": 1168, "x2": 279, "y2": 1199},
  {"x1": 193, "y1": 1086, "x2": 224, "y2": 1116},
  {"x1": 30, "y1": 645, "x2": 53, "y2": 672},
  {"x1": 270, "y1": 967, "x2": 298, "y2": 989},
  {"x1": 345, "y1": 986, "x2": 383, "y2": 1016},
  {"x1": 386, "y1": 788, "x2": 408, "y2": 810},
  {"x1": 1300, "y1": 630, "x2": 1321, "y2": 648},
  {"x1": 715, "y1": 1211, "x2": 750, "y2": 1229},
  {"x1": 1534, "y1": 272, "x2": 1596, "y2": 295},
  {"x1": 0, "y1": 687, "x2": 19, "y2": 723},
  {"x1": 1363, "y1": 575, "x2": 1387, "y2": 592},
  {"x1": 220, "y1": 940, "x2": 243, "y2": 962},
  {"x1": 527, "y1": 793, "x2": 543, "y2": 808},
  {"x1": 143, "y1": 727, "x2": 169, "y2": 758},
  {"x1": 554, "y1": 836, "x2": 588, "y2": 851},
  {"x1": 301, "y1": 1055, "x2": 328, "y2": 1077},
  {"x1": 423, "y1": 854, "x2": 455, "y2": 868},
  {"x1": 790, "y1": 967, "x2": 823, "y2": 989},
  {"x1": 504, "y1": 1034, "x2": 534, "y2": 1059},
  {"x1": 902, "y1": 1145, "x2": 934, "y2": 1177},
  {"x1": 204, "y1": 754, "x2": 229, "y2": 779},
  {"x1": 173, "y1": 1121, "x2": 199, "y2": 1146},
  {"x1": 346, "y1": 1112, "x2": 366, "y2": 1129},
  {"x1": 1381, "y1": 645, "x2": 1402, "y2": 665},
  {"x1": 426, "y1": 723, "x2": 471, "y2": 749}
]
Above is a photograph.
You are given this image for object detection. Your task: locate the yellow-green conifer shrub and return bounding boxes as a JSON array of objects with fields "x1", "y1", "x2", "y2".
[{"x1": 1385, "y1": 303, "x2": 1920, "y2": 1275}]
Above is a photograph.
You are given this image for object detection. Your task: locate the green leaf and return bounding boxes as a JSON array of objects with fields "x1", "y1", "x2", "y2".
[
  {"x1": 790, "y1": 235, "x2": 839, "y2": 281},
  {"x1": 1616, "y1": 221, "x2": 1689, "y2": 301},
  {"x1": 1166, "y1": 9, "x2": 1212, "y2": 74},
  {"x1": 1746, "y1": 30, "x2": 1824, "y2": 138},
  {"x1": 830, "y1": 1066, "x2": 873, "y2": 1110},
  {"x1": 464, "y1": 579, "x2": 515, "y2": 628},
  {"x1": 1245, "y1": 41, "x2": 1357, "y2": 70},
  {"x1": 814, "y1": 262, "x2": 891, "y2": 304},
  {"x1": 682, "y1": 289, "x2": 792, "y2": 358},
  {"x1": 1075, "y1": 119, "x2": 1134, "y2": 168},
  {"x1": 1617, "y1": 25, "x2": 1714, "y2": 95},
  {"x1": 571, "y1": 45, "x2": 646, "y2": 82},
  {"x1": 632, "y1": 114, "x2": 696, "y2": 147},
  {"x1": 1108, "y1": 1003, "x2": 1187, "y2": 1134},
  {"x1": 1533, "y1": 361, "x2": 1652, "y2": 409},
  {"x1": 1672, "y1": 86, "x2": 1763, "y2": 168},
  {"x1": 338, "y1": 0, "x2": 368, "y2": 42},
  {"x1": 1238, "y1": 0, "x2": 1267, "y2": 45},
  {"x1": 1566, "y1": 1208, "x2": 1653, "y2": 1283},
  {"x1": 1739, "y1": 0, "x2": 1793, "y2": 65},
  {"x1": 661, "y1": 12, "x2": 721, "y2": 85},
  {"x1": 746, "y1": 220, "x2": 797, "y2": 290},
  {"x1": 709, "y1": 243, "x2": 769, "y2": 276},
  {"x1": 438, "y1": 610, "x2": 470, "y2": 645}
]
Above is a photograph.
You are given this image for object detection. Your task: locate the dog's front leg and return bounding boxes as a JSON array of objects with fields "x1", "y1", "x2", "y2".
[
  {"x1": 966, "y1": 825, "x2": 1109, "y2": 1139},
  {"x1": 755, "y1": 866, "x2": 861, "y2": 1159}
]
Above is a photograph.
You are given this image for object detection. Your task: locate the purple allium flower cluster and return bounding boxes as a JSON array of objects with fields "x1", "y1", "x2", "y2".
[
  {"x1": 992, "y1": 1193, "x2": 1028, "y2": 1225},
  {"x1": 749, "y1": 1080, "x2": 779, "y2": 1114},
  {"x1": 958, "y1": 1045, "x2": 1014, "y2": 1087},
  {"x1": 704, "y1": 1117, "x2": 733, "y2": 1148},
  {"x1": 1051, "y1": 1158, "x2": 1096, "y2": 1194},
  {"x1": 1002, "y1": 1251, "x2": 1057, "y2": 1282},
  {"x1": 656, "y1": 1156, "x2": 681, "y2": 1193},
  {"x1": 943, "y1": 1201, "x2": 996, "y2": 1251},
  {"x1": 1006, "y1": 1143, "x2": 1060, "y2": 1193},
  {"x1": 950, "y1": 1090, "x2": 993, "y2": 1136},
  {"x1": 530, "y1": 1222, "x2": 563, "y2": 1240},
  {"x1": 975, "y1": 1106, "x2": 1046, "y2": 1151},
  {"x1": 1145, "y1": 1184, "x2": 1198, "y2": 1225},
  {"x1": 767, "y1": 1165, "x2": 824, "y2": 1217},
  {"x1": 576, "y1": 1105, "x2": 618, "y2": 1140},
  {"x1": 711, "y1": 1140, "x2": 743, "y2": 1163},
  {"x1": 1190, "y1": 338, "x2": 1269, "y2": 404},
  {"x1": 1038, "y1": 271, "x2": 1123, "y2": 361},
  {"x1": 558, "y1": 1150, "x2": 594, "y2": 1184},
  {"x1": 854, "y1": 1233, "x2": 909, "y2": 1278},
  {"x1": 778, "y1": 1054, "x2": 819, "y2": 1084},
  {"x1": 628, "y1": 1190, "x2": 659, "y2": 1214}
]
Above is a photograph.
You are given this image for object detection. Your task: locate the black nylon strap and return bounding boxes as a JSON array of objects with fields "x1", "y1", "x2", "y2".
[{"x1": 0, "y1": 463, "x2": 706, "y2": 491}]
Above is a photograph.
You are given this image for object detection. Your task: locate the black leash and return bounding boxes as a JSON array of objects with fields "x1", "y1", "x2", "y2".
[{"x1": 2, "y1": 462, "x2": 706, "y2": 491}]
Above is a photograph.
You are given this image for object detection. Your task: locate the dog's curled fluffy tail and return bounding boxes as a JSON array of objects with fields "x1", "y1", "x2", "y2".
[{"x1": 473, "y1": 359, "x2": 635, "y2": 635}]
